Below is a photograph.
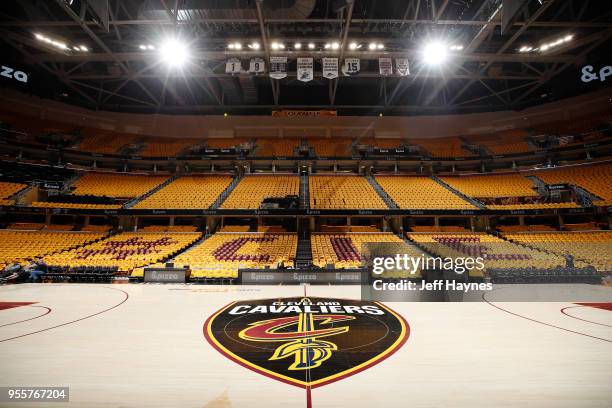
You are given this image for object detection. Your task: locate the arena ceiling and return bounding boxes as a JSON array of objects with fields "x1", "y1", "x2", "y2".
[{"x1": 0, "y1": 0, "x2": 610, "y2": 116}]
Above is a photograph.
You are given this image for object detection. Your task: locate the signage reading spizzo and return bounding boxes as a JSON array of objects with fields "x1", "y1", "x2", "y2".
[{"x1": 204, "y1": 297, "x2": 408, "y2": 388}]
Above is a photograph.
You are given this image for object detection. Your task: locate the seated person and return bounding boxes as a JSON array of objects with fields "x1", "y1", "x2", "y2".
[
  {"x1": 0, "y1": 262, "x2": 29, "y2": 284},
  {"x1": 26, "y1": 258, "x2": 48, "y2": 283}
]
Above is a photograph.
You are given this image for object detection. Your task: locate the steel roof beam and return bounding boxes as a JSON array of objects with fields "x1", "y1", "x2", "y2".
[{"x1": 2, "y1": 19, "x2": 610, "y2": 28}]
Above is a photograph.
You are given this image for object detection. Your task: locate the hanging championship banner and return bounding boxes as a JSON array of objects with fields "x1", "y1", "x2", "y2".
[
  {"x1": 249, "y1": 57, "x2": 265, "y2": 74},
  {"x1": 225, "y1": 57, "x2": 242, "y2": 74},
  {"x1": 379, "y1": 57, "x2": 392, "y2": 76},
  {"x1": 322, "y1": 57, "x2": 338, "y2": 79},
  {"x1": 269, "y1": 56, "x2": 287, "y2": 79},
  {"x1": 342, "y1": 58, "x2": 360, "y2": 76},
  {"x1": 396, "y1": 58, "x2": 410, "y2": 76},
  {"x1": 297, "y1": 57, "x2": 314, "y2": 82}
]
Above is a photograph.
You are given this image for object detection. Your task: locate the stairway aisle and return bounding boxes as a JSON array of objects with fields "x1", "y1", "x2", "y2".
[
  {"x1": 431, "y1": 175, "x2": 486, "y2": 209},
  {"x1": 211, "y1": 173, "x2": 244, "y2": 209},
  {"x1": 300, "y1": 173, "x2": 310, "y2": 209},
  {"x1": 295, "y1": 235, "x2": 312, "y2": 268},
  {"x1": 366, "y1": 175, "x2": 398, "y2": 209}
]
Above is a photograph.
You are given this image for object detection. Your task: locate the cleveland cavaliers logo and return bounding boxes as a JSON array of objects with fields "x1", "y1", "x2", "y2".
[{"x1": 204, "y1": 297, "x2": 409, "y2": 388}]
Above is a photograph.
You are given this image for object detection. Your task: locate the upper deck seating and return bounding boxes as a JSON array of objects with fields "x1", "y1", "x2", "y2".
[
  {"x1": 133, "y1": 175, "x2": 232, "y2": 209},
  {"x1": 221, "y1": 175, "x2": 299, "y2": 209},
  {"x1": 533, "y1": 163, "x2": 612, "y2": 206},
  {"x1": 376, "y1": 176, "x2": 476, "y2": 209},
  {"x1": 309, "y1": 175, "x2": 387, "y2": 209}
]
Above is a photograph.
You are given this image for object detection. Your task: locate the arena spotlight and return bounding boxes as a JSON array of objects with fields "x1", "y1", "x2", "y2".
[
  {"x1": 308, "y1": 42, "x2": 315, "y2": 49},
  {"x1": 324, "y1": 43, "x2": 331, "y2": 49},
  {"x1": 331, "y1": 42, "x2": 340, "y2": 50},
  {"x1": 294, "y1": 42, "x2": 302, "y2": 49},
  {"x1": 422, "y1": 41, "x2": 449, "y2": 66},
  {"x1": 377, "y1": 43, "x2": 384, "y2": 50},
  {"x1": 248, "y1": 42, "x2": 260, "y2": 50},
  {"x1": 79, "y1": 45, "x2": 88, "y2": 52},
  {"x1": 160, "y1": 39, "x2": 189, "y2": 68},
  {"x1": 234, "y1": 42, "x2": 242, "y2": 50},
  {"x1": 368, "y1": 42, "x2": 377, "y2": 50},
  {"x1": 139, "y1": 44, "x2": 147, "y2": 50},
  {"x1": 348, "y1": 42, "x2": 358, "y2": 50}
]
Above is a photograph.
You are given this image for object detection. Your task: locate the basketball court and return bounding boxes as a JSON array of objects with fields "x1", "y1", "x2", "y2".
[{"x1": 1, "y1": 283, "x2": 610, "y2": 407}]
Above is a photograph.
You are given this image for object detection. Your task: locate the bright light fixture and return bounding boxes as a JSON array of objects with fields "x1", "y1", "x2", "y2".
[
  {"x1": 249, "y1": 42, "x2": 260, "y2": 50},
  {"x1": 308, "y1": 42, "x2": 315, "y2": 49},
  {"x1": 294, "y1": 42, "x2": 302, "y2": 49},
  {"x1": 147, "y1": 45, "x2": 155, "y2": 50},
  {"x1": 422, "y1": 41, "x2": 449, "y2": 65},
  {"x1": 349, "y1": 42, "x2": 358, "y2": 50},
  {"x1": 160, "y1": 39, "x2": 189, "y2": 67},
  {"x1": 331, "y1": 42, "x2": 340, "y2": 50},
  {"x1": 377, "y1": 43, "x2": 384, "y2": 50},
  {"x1": 79, "y1": 45, "x2": 88, "y2": 52},
  {"x1": 324, "y1": 43, "x2": 331, "y2": 49},
  {"x1": 368, "y1": 42, "x2": 377, "y2": 50},
  {"x1": 139, "y1": 44, "x2": 147, "y2": 50},
  {"x1": 234, "y1": 42, "x2": 242, "y2": 50}
]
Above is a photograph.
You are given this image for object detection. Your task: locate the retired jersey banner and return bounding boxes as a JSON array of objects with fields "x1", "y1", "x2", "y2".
[
  {"x1": 396, "y1": 58, "x2": 410, "y2": 76},
  {"x1": 322, "y1": 57, "x2": 339, "y2": 79},
  {"x1": 269, "y1": 56, "x2": 287, "y2": 79},
  {"x1": 297, "y1": 57, "x2": 314, "y2": 82},
  {"x1": 249, "y1": 57, "x2": 265, "y2": 74},
  {"x1": 342, "y1": 58, "x2": 360, "y2": 76},
  {"x1": 378, "y1": 57, "x2": 392, "y2": 76},
  {"x1": 225, "y1": 57, "x2": 242, "y2": 74},
  {"x1": 272, "y1": 110, "x2": 337, "y2": 117}
]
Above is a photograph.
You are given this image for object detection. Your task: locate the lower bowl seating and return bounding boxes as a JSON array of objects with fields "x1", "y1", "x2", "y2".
[
  {"x1": 45, "y1": 232, "x2": 201, "y2": 274},
  {"x1": 311, "y1": 233, "x2": 424, "y2": 278},
  {"x1": 503, "y1": 231, "x2": 612, "y2": 272},
  {"x1": 169, "y1": 232, "x2": 297, "y2": 279},
  {"x1": 0, "y1": 230, "x2": 105, "y2": 269},
  {"x1": 407, "y1": 232, "x2": 568, "y2": 272}
]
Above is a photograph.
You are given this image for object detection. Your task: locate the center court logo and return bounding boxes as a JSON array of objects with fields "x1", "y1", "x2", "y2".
[{"x1": 204, "y1": 297, "x2": 409, "y2": 388}]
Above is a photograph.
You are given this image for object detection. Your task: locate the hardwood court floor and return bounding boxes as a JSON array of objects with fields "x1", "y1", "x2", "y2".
[{"x1": 0, "y1": 283, "x2": 611, "y2": 408}]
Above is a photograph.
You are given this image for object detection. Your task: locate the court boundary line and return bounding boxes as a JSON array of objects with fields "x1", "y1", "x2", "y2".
[
  {"x1": 560, "y1": 305, "x2": 612, "y2": 328},
  {"x1": 0, "y1": 305, "x2": 51, "y2": 328},
  {"x1": 0, "y1": 286, "x2": 129, "y2": 343},
  {"x1": 482, "y1": 292, "x2": 611, "y2": 343}
]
